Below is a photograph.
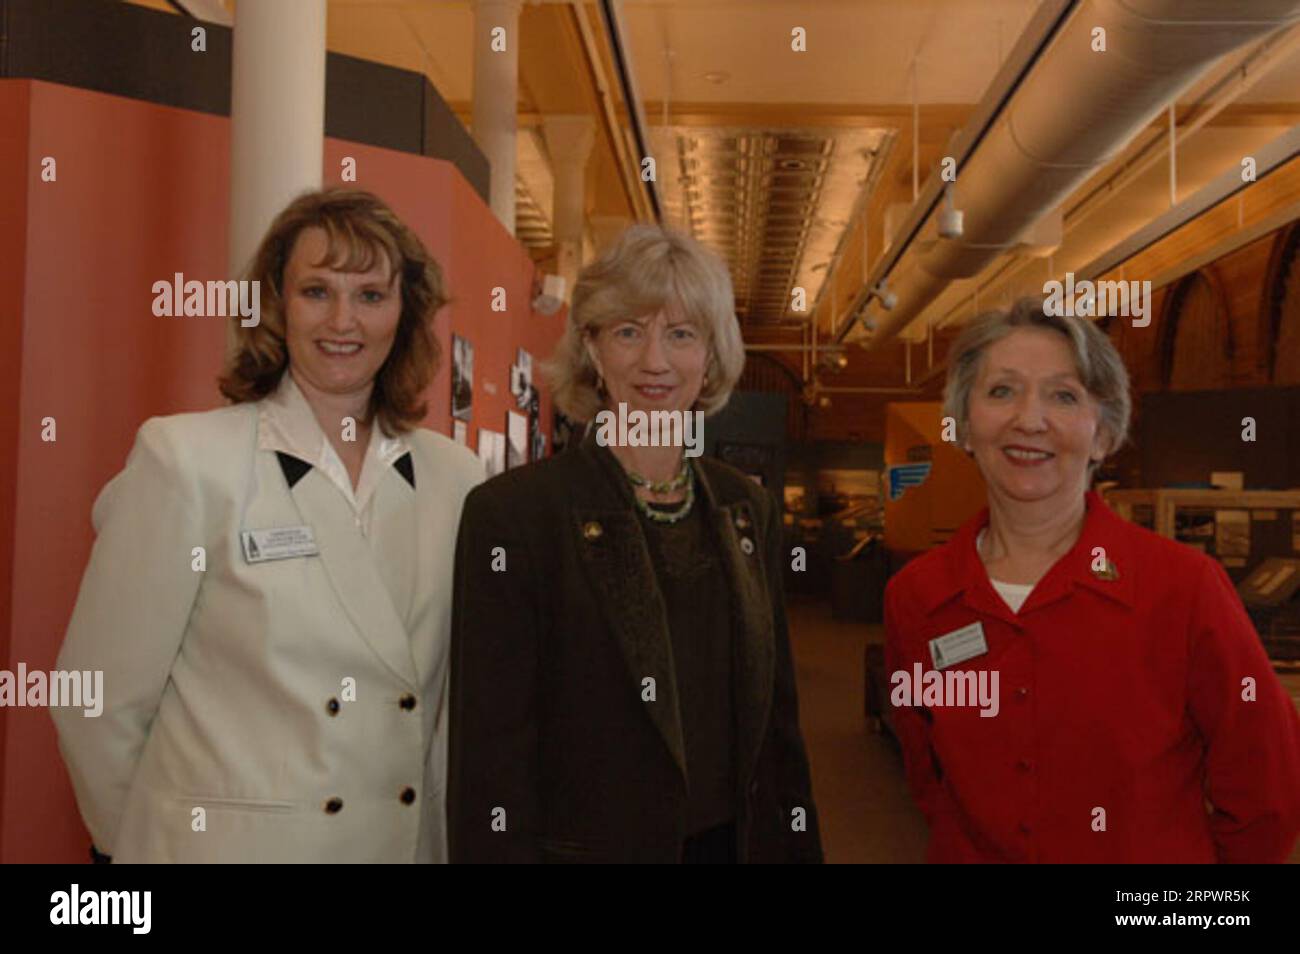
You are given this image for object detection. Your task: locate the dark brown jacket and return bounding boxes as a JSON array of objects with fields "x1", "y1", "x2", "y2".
[{"x1": 448, "y1": 428, "x2": 823, "y2": 863}]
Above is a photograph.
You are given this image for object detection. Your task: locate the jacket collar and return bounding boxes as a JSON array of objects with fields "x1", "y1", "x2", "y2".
[
  {"x1": 259, "y1": 371, "x2": 412, "y2": 508},
  {"x1": 254, "y1": 372, "x2": 420, "y2": 688},
  {"x1": 916, "y1": 489, "x2": 1136, "y2": 625}
]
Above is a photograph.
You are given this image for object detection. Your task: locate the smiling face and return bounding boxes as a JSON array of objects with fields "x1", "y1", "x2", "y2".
[
  {"x1": 585, "y1": 305, "x2": 709, "y2": 417},
  {"x1": 282, "y1": 225, "x2": 402, "y2": 408},
  {"x1": 964, "y1": 326, "x2": 1111, "y2": 505}
]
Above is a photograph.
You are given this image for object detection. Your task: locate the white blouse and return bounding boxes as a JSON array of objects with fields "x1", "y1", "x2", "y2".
[{"x1": 977, "y1": 527, "x2": 1036, "y2": 613}]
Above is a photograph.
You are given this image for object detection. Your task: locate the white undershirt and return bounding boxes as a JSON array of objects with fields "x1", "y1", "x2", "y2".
[{"x1": 977, "y1": 527, "x2": 1035, "y2": 613}]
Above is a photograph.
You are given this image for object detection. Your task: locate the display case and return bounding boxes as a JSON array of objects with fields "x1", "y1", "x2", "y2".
[
  {"x1": 1101, "y1": 488, "x2": 1300, "y2": 680},
  {"x1": 1100, "y1": 488, "x2": 1300, "y2": 578}
]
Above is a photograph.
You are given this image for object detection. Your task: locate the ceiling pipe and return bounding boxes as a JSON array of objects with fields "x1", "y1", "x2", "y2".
[
  {"x1": 831, "y1": 0, "x2": 1079, "y2": 342},
  {"x1": 848, "y1": 0, "x2": 1300, "y2": 351},
  {"x1": 598, "y1": 0, "x2": 662, "y2": 221},
  {"x1": 570, "y1": 1, "x2": 653, "y2": 221}
]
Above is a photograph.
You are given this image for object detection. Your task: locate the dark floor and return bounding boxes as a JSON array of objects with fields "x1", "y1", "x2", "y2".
[
  {"x1": 785, "y1": 594, "x2": 1300, "y2": 864},
  {"x1": 785, "y1": 594, "x2": 927, "y2": 863}
]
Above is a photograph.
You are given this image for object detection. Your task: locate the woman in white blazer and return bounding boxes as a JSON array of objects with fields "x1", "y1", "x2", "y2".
[{"x1": 52, "y1": 188, "x2": 483, "y2": 863}]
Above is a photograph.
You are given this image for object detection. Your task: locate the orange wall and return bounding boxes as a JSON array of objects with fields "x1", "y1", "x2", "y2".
[
  {"x1": 0, "y1": 80, "x2": 34, "y2": 864},
  {"x1": 0, "y1": 79, "x2": 563, "y2": 861}
]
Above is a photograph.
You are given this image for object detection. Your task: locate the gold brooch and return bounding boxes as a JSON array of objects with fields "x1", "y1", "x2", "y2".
[
  {"x1": 1091, "y1": 559, "x2": 1120, "y2": 580},
  {"x1": 582, "y1": 521, "x2": 603, "y2": 541}
]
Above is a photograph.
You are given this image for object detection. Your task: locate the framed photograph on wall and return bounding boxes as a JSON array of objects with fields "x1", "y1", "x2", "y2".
[
  {"x1": 492, "y1": 431, "x2": 507, "y2": 476},
  {"x1": 478, "y1": 428, "x2": 504, "y2": 479},
  {"x1": 553, "y1": 411, "x2": 579, "y2": 455},
  {"x1": 451, "y1": 334, "x2": 473, "y2": 422},
  {"x1": 511, "y1": 348, "x2": 535, "y2": 410},
  {"x1": 506, "y1": 410, "x2": 528, "y2": 469}
]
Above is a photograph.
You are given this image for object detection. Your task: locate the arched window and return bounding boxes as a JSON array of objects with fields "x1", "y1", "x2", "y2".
[{"x1": 1158, "y1": 268, "x2": 1233, "y2": 390}]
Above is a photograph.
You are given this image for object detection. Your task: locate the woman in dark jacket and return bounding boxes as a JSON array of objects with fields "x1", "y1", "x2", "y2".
[{"x1": 448, "y1": 224, "x2": 822, "y2": 863}]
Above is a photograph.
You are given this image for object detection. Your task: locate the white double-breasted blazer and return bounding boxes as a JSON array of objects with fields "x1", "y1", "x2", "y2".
[{"x1": 53, "y1": 375, "x2": 484, "y2": 862}]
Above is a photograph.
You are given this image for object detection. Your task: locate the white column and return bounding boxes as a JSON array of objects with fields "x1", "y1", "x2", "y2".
[
  {"x1": 228, "y1": 0, "x2": 326, "y2": 279},
  {"x1": 472, "y1": 0, "x2": 523, "y2": 234},
  {"x1": 542, "y1": 115, "x2": 595, "y2": 295}
]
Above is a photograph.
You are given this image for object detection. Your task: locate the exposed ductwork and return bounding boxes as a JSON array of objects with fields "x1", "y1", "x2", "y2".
[{"x1": 853, "y1": 0, "x2": 1300, "y2": 350}]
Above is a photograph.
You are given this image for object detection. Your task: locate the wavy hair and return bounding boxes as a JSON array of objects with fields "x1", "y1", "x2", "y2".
[
  {"x1": 545, "y1": 224, "x2": 745, "y2": 421},
  {"x1": 218, "y1": 188, "x2": 447, "y2": 435}
]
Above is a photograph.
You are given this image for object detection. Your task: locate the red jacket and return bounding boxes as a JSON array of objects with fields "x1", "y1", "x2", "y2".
[{"x1": 884, "y1": 490, "x2": 1300, "y2": 863}]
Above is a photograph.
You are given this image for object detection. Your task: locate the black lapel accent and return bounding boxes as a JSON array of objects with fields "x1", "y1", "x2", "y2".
[
  {"x1": 393, "y1": 451, "x2": 415, "y2": 489},
  {"x1": 276, "y1": 451, "x2": 312, "y2": 488}
]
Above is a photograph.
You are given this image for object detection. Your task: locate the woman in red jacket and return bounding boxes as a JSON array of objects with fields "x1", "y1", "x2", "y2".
[{"x1": 884, "y1": 296, "x2": 1300, "y2": 863}]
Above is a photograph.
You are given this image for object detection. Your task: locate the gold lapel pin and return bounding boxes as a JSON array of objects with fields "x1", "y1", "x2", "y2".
[
  {"x1": 582, "y1": 520, "x2": 604, "y2": 541},
  {"x1": 1091, "y1": 559, "x2": 1120, "y2": 580}
]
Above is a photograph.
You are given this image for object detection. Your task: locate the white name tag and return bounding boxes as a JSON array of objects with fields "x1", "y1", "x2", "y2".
[
  {"x1": 929, "y1": 621, "x2": 988, "y2": 671},
  {"x1": 241, "y1": 526, "x2": 319, "y2": 564}
]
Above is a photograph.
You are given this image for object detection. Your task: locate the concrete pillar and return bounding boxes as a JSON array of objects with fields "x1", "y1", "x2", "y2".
[
  {"x1": 472, "y1": 0, "x2": 523, "y2": 235},
  {"x1": 228, "y1": 0, "x2": 326, "y2": 278},
  {"x1": 542, "y1": 114, "x2": 595, "y2": 295}
]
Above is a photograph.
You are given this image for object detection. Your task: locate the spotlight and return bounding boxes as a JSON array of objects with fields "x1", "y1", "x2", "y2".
[
  {"x1": 873, "y1": 282, "x2": 897, "y2": 311},
  {"x1": 938, "y1": 181, "x2": 964, "y2": 240},
  {"x1": 817, "y1": 347, "x2": 848, "y2": 374},
  {"x1": 532, "y1": 274, "x2": 566, "y2": 315}
]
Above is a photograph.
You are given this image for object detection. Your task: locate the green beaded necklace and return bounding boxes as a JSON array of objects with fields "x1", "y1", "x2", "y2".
[
  {"x1": 626, "y1": 457, "x2": 690, "y2": 494},
  {"x1": 628, "y1": 459, "x2": 695, "y2": 525}
]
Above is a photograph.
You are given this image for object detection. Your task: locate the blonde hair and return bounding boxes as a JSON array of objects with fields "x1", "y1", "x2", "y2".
[
  {"x1": 941, "y1": 296, "x2": 1131, "y2": 482},
  {"x1": 218, "y1": 188, "x2": 447, "y2": 436},
  {"x1": 545, "y1": 224, "x2": 745, "y2": 421}
]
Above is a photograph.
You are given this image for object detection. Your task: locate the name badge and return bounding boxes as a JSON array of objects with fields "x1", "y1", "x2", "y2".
[
  {"x1": 241, "y1": 526, "x2": 319, "y2": 564},
  {"x1": 929, "y1": 621, "x2": 988, "y2": 671}
]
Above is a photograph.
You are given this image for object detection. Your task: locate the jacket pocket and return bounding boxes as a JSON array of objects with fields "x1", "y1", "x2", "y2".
[{"x1": 181, "y1": 795, "x2": 297, "y2": 814}]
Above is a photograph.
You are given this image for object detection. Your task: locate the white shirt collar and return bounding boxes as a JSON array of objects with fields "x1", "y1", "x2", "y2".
[{"x1": 257, "y1": 371, "x2": 409, "y2": 513}]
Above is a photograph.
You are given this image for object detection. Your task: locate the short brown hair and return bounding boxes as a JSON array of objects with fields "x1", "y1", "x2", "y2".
[
  {"x1": 545, "y1": 224, "x2": 745, "y2": 421},
  {"x1": 942, "y1": 296, "x2": 1132, "y2": 482},
  {"x1": 218, "y1": 188, "x2": 447, "y2": 435}
]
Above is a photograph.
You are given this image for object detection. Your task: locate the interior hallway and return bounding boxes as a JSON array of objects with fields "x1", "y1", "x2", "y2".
[{"x1": 786, "y1": 596, "x2": 927, "y2": 863}]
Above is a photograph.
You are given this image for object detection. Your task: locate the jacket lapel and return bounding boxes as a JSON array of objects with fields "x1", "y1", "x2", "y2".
[
  {"x1": 572, "y1": 432, "x2": 687, "y2": 779},
  {"x1": 280, "y1": 456, "x2": 419, "y2": 688},
  {"x1": 695, "y1": 465, "x2": 775, "y2": 793},
  {"x1": 400, "y1": 443, "x2": 447, "y2": 690},
  {"x1": 571, "y1": 431, "x2": 779, "y2": 789},
  {"x1": 573, "y1": 503, "x2": 688, "y2": 780}
]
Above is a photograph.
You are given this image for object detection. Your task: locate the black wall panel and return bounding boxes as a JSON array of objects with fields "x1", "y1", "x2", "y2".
[
  {"x1": 1139, "y1": 386, "x2": 1300, "y2": 489},
  {"x1": 0, "y1": 0, "x2": 489, "y2": 201}
]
